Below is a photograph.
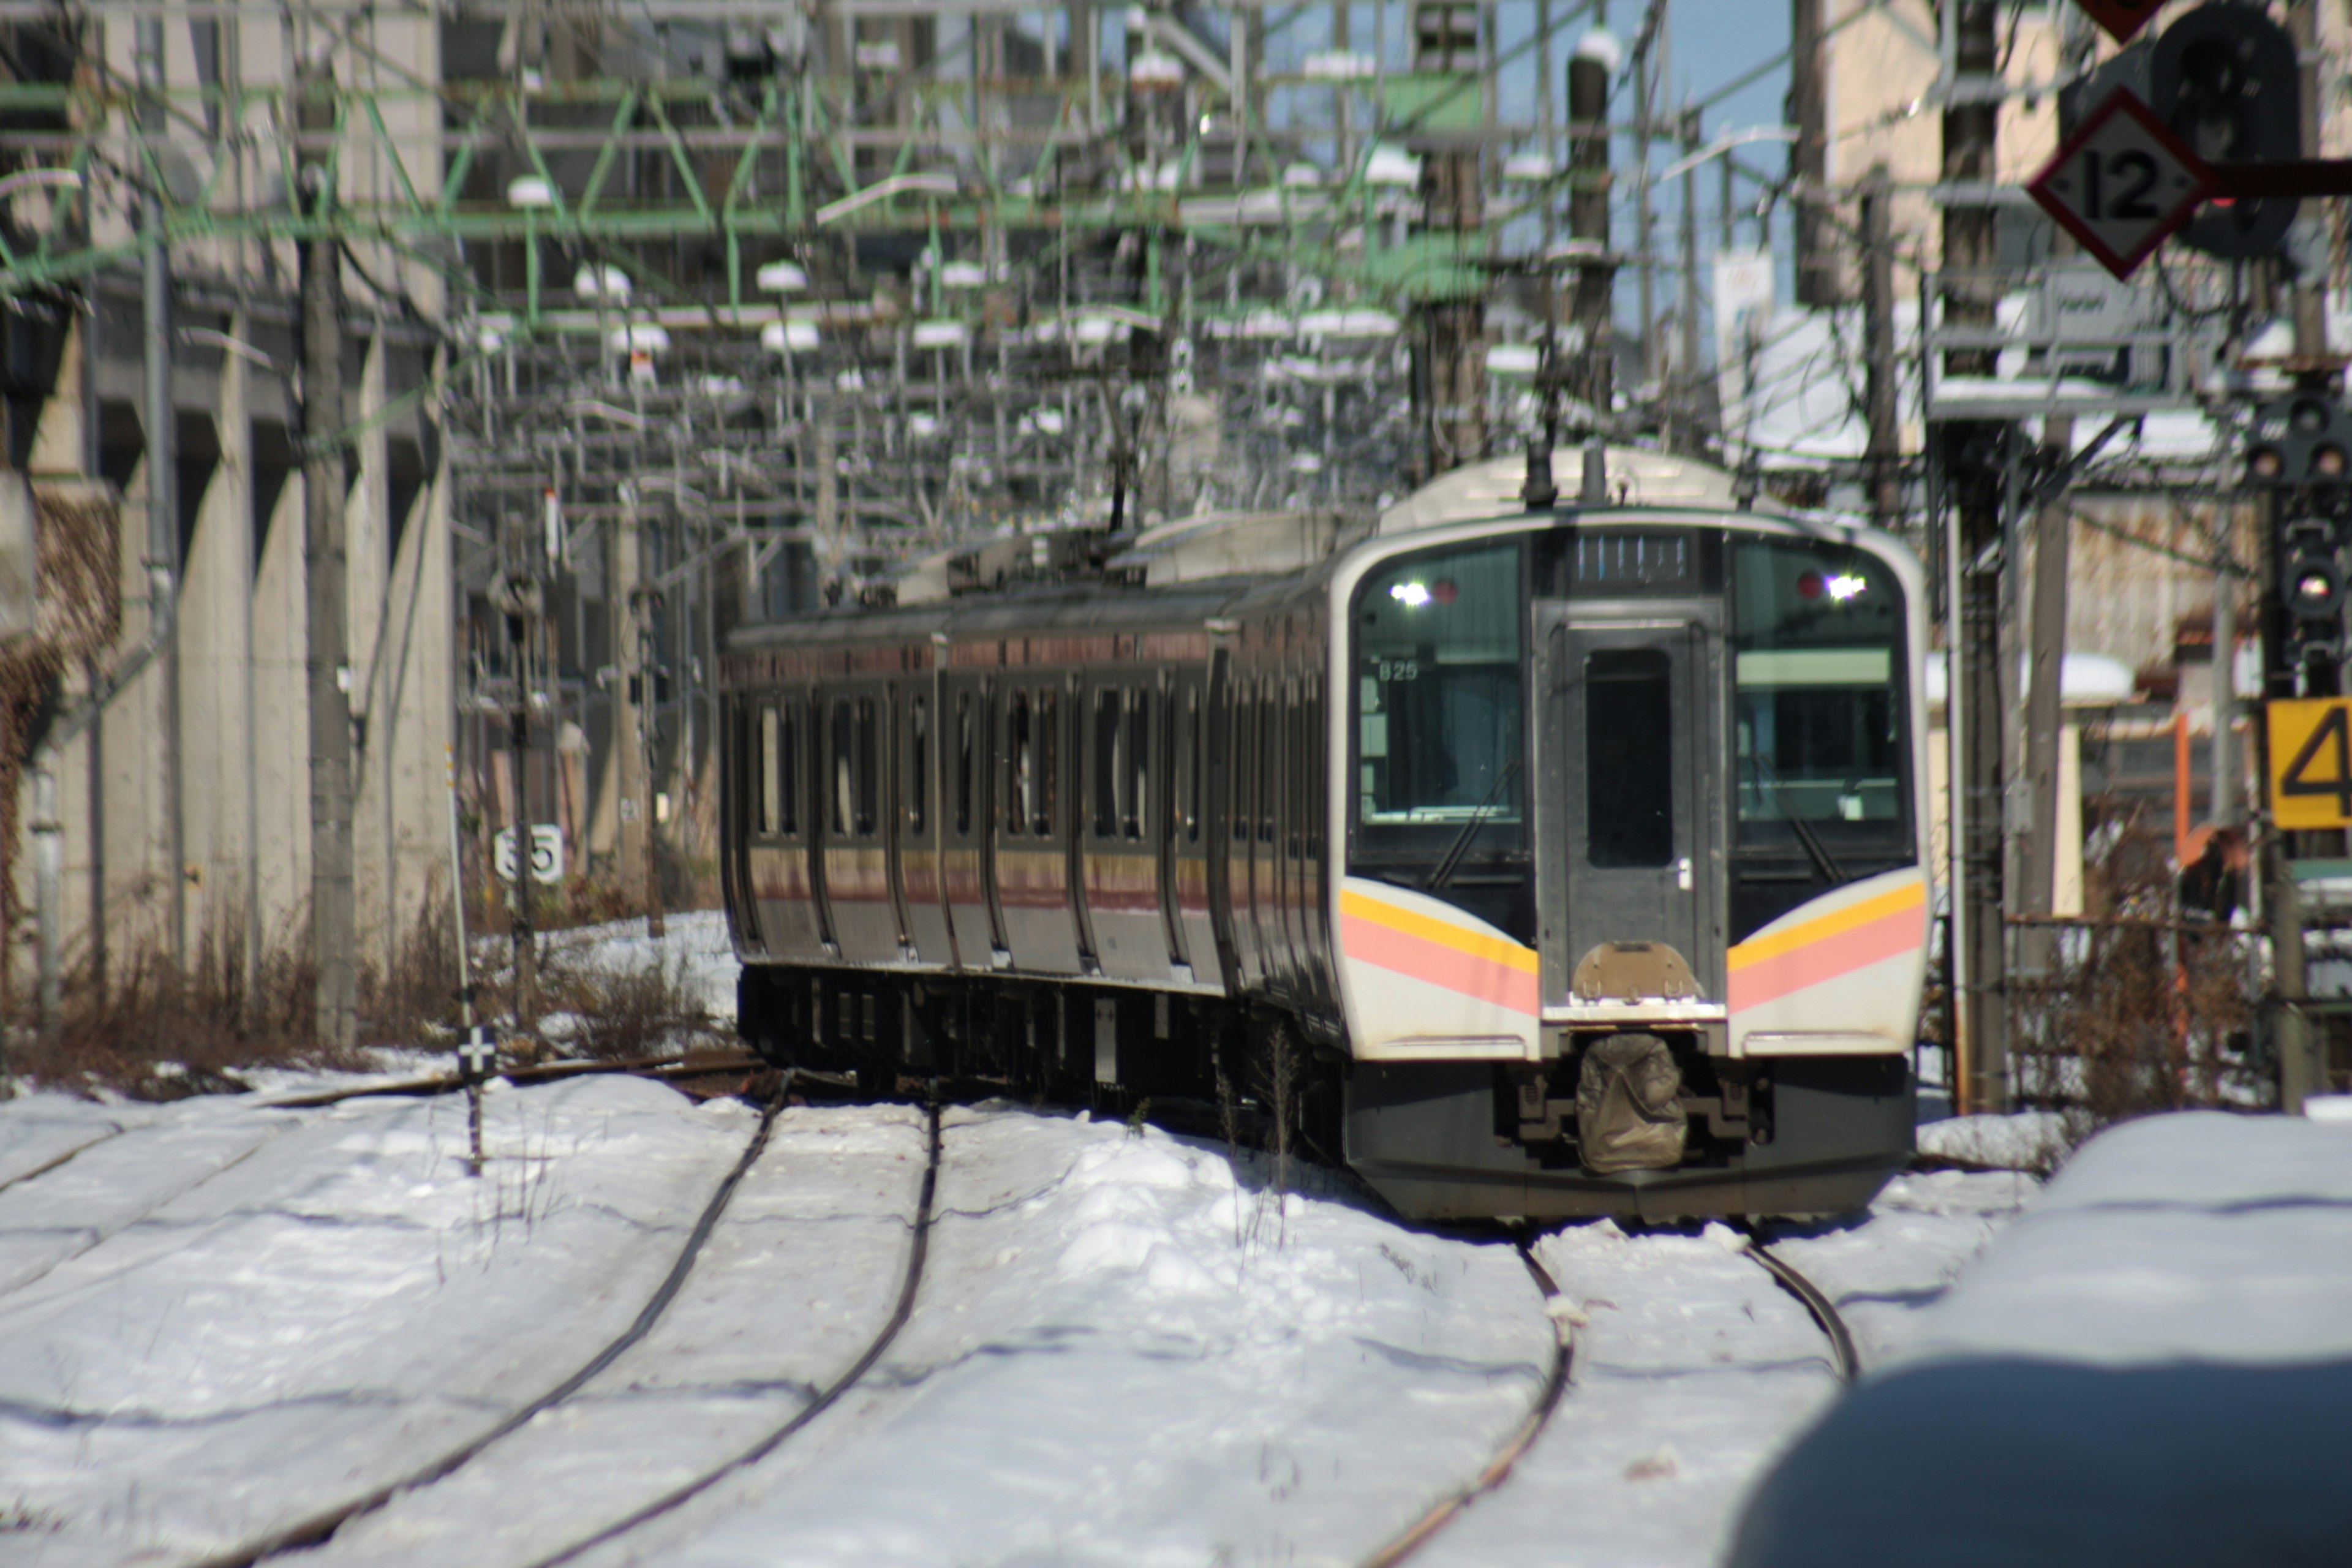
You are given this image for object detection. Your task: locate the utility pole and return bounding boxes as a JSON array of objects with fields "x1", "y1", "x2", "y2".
[
  {"x1": 298, "y1": 53, "x2": 356, "y2": 1049},
  {"x1": 1789, "y1": 0, "x2": 1833, "y2": 307},
  {"x1": 136, "y1": 18, "x2": 183, "y2": 967},
  {"x1": 1630, "y1": 12, "x2": 1658, "y2": 403},
  {"x1": 497, "y1": 527, "x2": 541, "y2": 1036},
  {"x1": 1860, "y1": 165, "x2": 1901, "y2": 528},
  {"x1": 613, "y1": 487, "x2": 647, "y2": 908},
  {"x1": 1411, "y1": 0, "x2": 1485, "y2": 477},
  {"x1": 1567, "y1": 27, "x2": 1616, "y2": 426},
  {"x1": 2271, "y1": 0, "x2": 2324, "y2": 1110},
  {"x1": 1942, "y1": 0, "x2": 2007, "y2": 1114},
  {"x1": 1675, "y1": 104, "x2": 1701, "y2": 456},
  {"x1": 2018, "y1": 416, "x2": 2075, "y2": 935}
]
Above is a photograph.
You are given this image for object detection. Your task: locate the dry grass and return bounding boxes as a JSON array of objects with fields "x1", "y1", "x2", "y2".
[
  {"x1": 537, "y1": 954, "x2": 720, "y2": 1061},
  {"x1": 10, "y1": 889, "x2": 726, "y2": 1098},
  {"x1": 12, "y1": 925, "x2": 367, "y2": 1099},
  {"x1": 2007, "y1": 811, "x2": 2261, "y2": 1156}
]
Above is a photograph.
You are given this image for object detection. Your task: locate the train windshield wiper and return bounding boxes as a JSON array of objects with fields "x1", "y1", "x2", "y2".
[
  {"x1": 1746, "y1": 752, "x2": 1845, "y2": 887},
  {"x1": 1426, "y1": 758, "x2": 1522, "y2": 892}
]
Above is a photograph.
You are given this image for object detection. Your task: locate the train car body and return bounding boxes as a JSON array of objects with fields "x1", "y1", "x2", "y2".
[{"x1": 720, "y1": 449, "x2": 1929, "y2": 1220}]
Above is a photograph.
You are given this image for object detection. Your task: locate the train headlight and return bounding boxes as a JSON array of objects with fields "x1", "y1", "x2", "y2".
[
  {"x1": 1826, "y1": 574, "x2": 1867, "y2": 601},
  {"x1": 1390, "y1": 581, "x2": 1431, "y2": 608}
]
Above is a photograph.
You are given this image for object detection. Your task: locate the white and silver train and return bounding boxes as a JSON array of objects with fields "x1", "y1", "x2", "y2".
[{"x1": 720, "y1": 449, "x2": 1930, "y2": 1219}]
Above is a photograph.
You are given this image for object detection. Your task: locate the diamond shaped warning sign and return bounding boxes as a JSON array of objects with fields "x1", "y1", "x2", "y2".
[
  {"x1": 2027, "y1": 87, "x2": 2217, "y2": 281},
  {"x1": 2072, "y1": 0, "x2": 2163, "y2": 45}
]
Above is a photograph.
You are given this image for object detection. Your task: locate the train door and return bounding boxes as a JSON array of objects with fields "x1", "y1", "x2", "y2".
[
  {"x1": 940, "y1": 676, "x2": 1004, "y2": 968},
  {"x1": 898, "y1": 681, "x2": 954, "y2": 965},
  {"x1": 1533, "y1": 608, "x2": 1722, "y2": 1006}
]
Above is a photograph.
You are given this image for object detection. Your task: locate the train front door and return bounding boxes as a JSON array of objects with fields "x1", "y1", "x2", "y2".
[{"x1": 1533, "y1": 607, "x2": 1722, "y2": 1008}]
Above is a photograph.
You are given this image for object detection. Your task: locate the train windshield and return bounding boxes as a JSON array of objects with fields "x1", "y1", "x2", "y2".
[
  {"x1": 1730, "y1": 539, "x2": 1909, "y2": 856},
  {"x1": 1354, "y1": 541, "x2": 1523, "y2": 827}
]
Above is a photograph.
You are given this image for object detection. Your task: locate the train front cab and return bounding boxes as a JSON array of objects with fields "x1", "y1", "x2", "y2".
[{"x1": 1335, "y1": 511, "x2": 1926, "y2": 1221}]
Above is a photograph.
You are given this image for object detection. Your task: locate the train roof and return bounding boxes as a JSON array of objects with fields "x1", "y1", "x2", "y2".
[{"x1": 726, "y1": 447, "x2": 1789, "y2": 662}]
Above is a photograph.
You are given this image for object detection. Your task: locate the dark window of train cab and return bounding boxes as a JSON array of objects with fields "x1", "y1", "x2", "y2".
[
  {"x1": 1729, "y1": 540, "x2": 1910, "y2": 932},
  {"x1": 1586, "y1": 649, "x2": 1673, "y2": 866},
  {"x1": 1033, "y1": 689, "x2": 1058, "y2": 835},
  {"x1": 1350, "y1": 540, "x2": 1529, "y2": 940}
]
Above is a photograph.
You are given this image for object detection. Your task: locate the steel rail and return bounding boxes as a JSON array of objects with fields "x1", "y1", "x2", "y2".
[
  {"x1": 1356, "y1": 1238, "x2": 1577, "y2": 1568},
  {"x1": 1743, "y1": 1238, "x2": 1860, "y2": 1384},
  {"x1": 518, "y1": 1099, "x2": 946, "y2": 1568},
  {"x1": 190, "y1": 1074, "x2": 797, "y2": 1568}
]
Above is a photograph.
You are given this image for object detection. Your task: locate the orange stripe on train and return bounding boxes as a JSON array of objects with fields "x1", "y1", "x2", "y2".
[
  {"x1": 1341, "y1": 910, "x2": 1539, "y2": 1016},
  {"x1": 1727, "y1": 895, "x2": 1925, "y2": 1012}
]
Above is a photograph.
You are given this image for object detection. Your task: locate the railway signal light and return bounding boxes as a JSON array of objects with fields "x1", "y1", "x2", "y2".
[
  {"x1": 2284, "y1": 521, "x2": 2342, "y2": 628},
  {"x1": 2245, "y1": 396, "x2": 2352, "y2": 489},
  {"x1": 2149, "y1": 2, "x2": 2301, "y2": 260}
]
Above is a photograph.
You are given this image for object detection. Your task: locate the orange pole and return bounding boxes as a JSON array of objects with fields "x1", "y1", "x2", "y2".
[{"x1": 2174, "y1": 710, "x2": 2192, "y2": 864}]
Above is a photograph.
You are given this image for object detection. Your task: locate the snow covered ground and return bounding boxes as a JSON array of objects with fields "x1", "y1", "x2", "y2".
[
  {"x1": 0, "y1": 913, "x2": 2091, "y2": 1568},
  {"x1": 0, "y1": 1062, "x2": 2038, "y2": 1568}
]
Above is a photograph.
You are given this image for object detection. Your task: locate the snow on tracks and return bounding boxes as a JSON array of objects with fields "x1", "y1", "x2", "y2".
[
  {"x1": 610, "y1": 1106, "x2": 1558, "y2": 1568},
  {"x1": 303, "y1": 1101, "x2": 939, "y2": 1568},
  {"x1": 0, "y1": 1075, "x2": 761, "y2": 1567}
]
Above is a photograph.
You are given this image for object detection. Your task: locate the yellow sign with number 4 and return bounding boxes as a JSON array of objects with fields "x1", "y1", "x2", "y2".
[{"x1": 2268, "y1": 699, "x2": 2352, "y2": 829}]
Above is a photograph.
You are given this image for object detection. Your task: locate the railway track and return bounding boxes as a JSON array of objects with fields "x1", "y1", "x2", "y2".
[
  {"x1": 1357, "y1": 1238, "x2": 1577, "y2": 1568},
  {"x1": 188, "y1": 1076, "x2": 796, "y2": 1568},
  {"x1": 183, "y1": 1084, "x2": 941, "y2": 1568},
  {"x1": 1743, "y1": 1234, "x2": 1861, "y2": 1384},
  {"x1": 517, "y1": 1100, "x2": 943, "y2": 1568},
  {"x1": 1354, "y1": 1225, "x2": 1857, "y2": 1567}
]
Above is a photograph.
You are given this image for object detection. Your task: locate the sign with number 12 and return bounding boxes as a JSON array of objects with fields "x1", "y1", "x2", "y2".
[{"x1": 2027, "y1": 87, "x2": 2216, "y2": 281}]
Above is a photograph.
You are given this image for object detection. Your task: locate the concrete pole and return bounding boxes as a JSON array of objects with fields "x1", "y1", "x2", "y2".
[
  {"x1": 1861, "y1": 165, "x2": 1901, "y2": 527},
  {"x1": 1410, "y1": 1, "x2": 1485, "y2": 477},
  {"x1": 2274, "y1": 0, "x2": 2324, "y2": 1111},
  {"x1": 1674, "y1": 105, "x2": 1700, "y2": 454},
  {"x1": 1567, "y1": 31, "x2": 1615, "y2": 425},
  {"x1": 2212, "y1": 541, "x2": 2238, "y2": 828},
  {"x1": 137, "y1": 18, "x2": 183, "y2": 967},
  {"x1": 613, "y1": 491, "x2": 646, "y2": 899},
  {"x1": 1789, "y1": 0, "x2": 1832, "y2": 306},
  {"x1": 636, "y1": 584, "x2": 667, "y2": 941},
  {"x1": 2018, "y1": 417, "x2": 2075, "y2": 933},
  {"x1": 1942, "y1": 1, "x2": 2006, "y2": 1114},
  {"x1": 299, "y1": 56, "x2": 356, "y2": 1049}
]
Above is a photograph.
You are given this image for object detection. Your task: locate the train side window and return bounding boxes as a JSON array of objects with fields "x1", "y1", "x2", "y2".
[
  {"x1": 1180, "y1": 686, "x2": 1201, "y2": 843},
  {"x1": 779, "y1": 704, "x2": 800, "y2": 836},
  {"x1": 758, "y1": 705, "x2": 782, "y2": 836},
  {"x1": 1034, "y1": 688, "x2": 1058, "y2": 836},
  {"x1": 856, "y1": 698, "x2": 880, "y2": 835},
  {"x1": 1259, "y1": 681, "x2": 1277, "y2": 845},
  {"x1": 1586, "y1": 649, "x2": 1674, "y2": 867},
  {"x1": 1125, "y1": 688, "x2": 1149, "y2": 839},
  {"x1": 831, "y1": 698, "x2": 854, "y2": 835},
  {"x1": 907, "y1": 695, "x2": 928, "y2": 835},
  {"x1": 1008, "y1": 690, "x2": 1033, "y2": 836},
  {"x1": 1232, "y1": 689, "x2": 1253, "y2": 849},
  {"x1": 955, "y1": 691, "x2": 975, "y2": 835},
  {"x1": 1093, "y1": 688, "x2": 1120, "y2": 838}
]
